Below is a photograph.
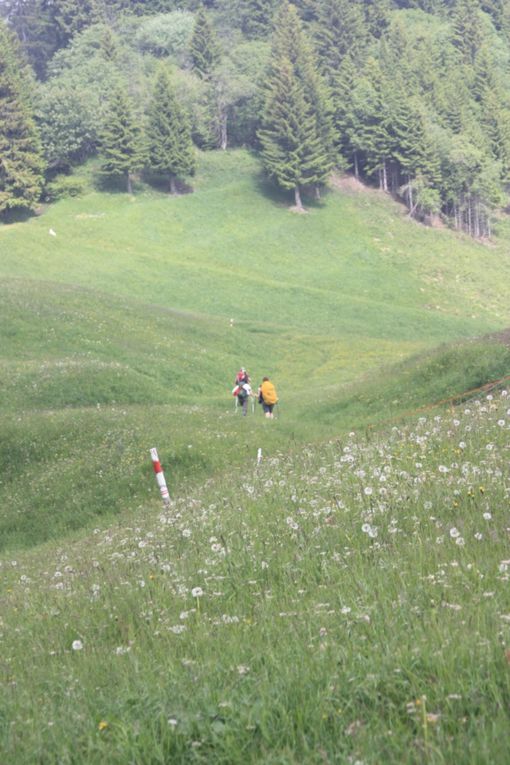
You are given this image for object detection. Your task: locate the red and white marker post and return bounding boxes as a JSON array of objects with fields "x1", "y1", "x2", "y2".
[{"x1": 150, "y1": 447, "x2": 170, "y2": 507}]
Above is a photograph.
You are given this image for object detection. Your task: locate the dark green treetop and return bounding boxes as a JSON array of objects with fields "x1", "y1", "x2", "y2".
[
  {"x1": 190, "y1": 8, "x2": 221, "y2": 79},
  {"x1": 0, "y1": 21, "x2": 45, "y2": 215},
  {"x1": 98, "y1": 84, "x2": 141, "y2": 193},
  {"x1": 145, "y1": 66, "x2": 196, "y2": 193}
]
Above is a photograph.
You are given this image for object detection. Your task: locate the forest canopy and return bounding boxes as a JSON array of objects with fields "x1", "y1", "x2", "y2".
[{"x1": 1, "y1": 0, "x2": 510, "y2": 234}]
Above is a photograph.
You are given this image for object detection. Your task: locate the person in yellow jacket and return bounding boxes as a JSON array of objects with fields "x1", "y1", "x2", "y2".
[{"x1": 258, "y1": 376, "x2": 278, "y2": 419}]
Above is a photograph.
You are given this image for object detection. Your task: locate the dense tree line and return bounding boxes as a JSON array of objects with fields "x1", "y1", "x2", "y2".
[{"x1": 2, "y1": 0, "x2": 510, "y2": 233}]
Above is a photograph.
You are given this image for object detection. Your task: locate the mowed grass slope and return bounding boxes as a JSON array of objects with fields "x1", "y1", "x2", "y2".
[{"x1": 1, "y1": 150, "x2": 510, "y2": 551}]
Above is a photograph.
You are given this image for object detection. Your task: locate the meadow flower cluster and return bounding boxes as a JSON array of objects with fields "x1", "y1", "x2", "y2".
[{"x1": 1, "y1": 390, "x2": 510, "y2": 763}]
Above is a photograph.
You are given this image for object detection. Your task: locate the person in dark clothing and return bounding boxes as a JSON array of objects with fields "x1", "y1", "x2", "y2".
[{"x1": 233, "y1": 367, "x2": 252, "y2": 415}]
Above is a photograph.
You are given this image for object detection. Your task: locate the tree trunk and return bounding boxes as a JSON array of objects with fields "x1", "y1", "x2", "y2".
[
  {"x1": 127, "y1": 172, "x2": 133, "y2": 195},
  {"x1": 315, "y1": 185, "x2": 321, "y2": 200},
  {"x1": 169, "y1": 175, "x2": 177, "y2": 195},
  {"x1": 294, "y1": 186, "x2": 304, "y2": 210},
  {"x1": 382, "y1": 160, "x2": 388, "y2": 192},
  {"x1": 220, "y1": 110, "x2": 228, "y2": 151},
  {"x1": 353, "y1": 152, "x2": 359, "y2": 178}
]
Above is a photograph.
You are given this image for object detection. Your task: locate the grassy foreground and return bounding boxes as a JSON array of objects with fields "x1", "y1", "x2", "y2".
[{"x1": 1, "y1": 388, "x2": 510, "y2": 763}]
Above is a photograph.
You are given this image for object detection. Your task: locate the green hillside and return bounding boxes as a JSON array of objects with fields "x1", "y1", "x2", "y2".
[
  {"x1": 2, "y1": 385, "x2": 510, "y2": 764},
  {"x1": 1, "y1": 150, "x2": 510, "y2": 552}
]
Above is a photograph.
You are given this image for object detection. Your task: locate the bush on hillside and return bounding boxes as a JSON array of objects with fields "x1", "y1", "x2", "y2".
[{"x1": 43, "y1": 175, "x2": 87, "y2": 201}]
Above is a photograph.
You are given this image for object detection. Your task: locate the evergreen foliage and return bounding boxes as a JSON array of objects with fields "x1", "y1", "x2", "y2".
[
  {"x1": 189, "y1": 8, "x2": 221, "y2": 78},
  {"x1": 258, "y1": 2, "x2": 332, "y2": 208},
  {"x1": 98, "y1": 85, "x2": 141, "y2": 193},
  {"x1": 0, "y1": 21, "x2": 45, "y2": 214},
  {"x1": 145, "y1": 66, "x2": 196, "y2": 192},
  {"x1": 237, "y1": 0, "x2": 277, "y2": 39},
  {"x1": 3, "y1": 0, "x2": 510, "y2": 235}
]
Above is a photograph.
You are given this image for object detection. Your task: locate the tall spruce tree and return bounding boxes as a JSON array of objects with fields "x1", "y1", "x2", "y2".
[
  {"x1": 329, "y1": 55, "x2": 357, "y2": 170},
  {"x1": 451, "y1": 0, "x2": 484, "y2": 65},
  {"x1": 314, "y1": 0, "x2": 367, "y2": 76},
  {"x1": 98, "y1": 86, "x2": 140, "y2": 193},
  {"x1": 348, "y1": 57, "x2": 391, "y2": 187},
  {"x1": 0, "y1": 21, "x2": 45, "y2": 215},
  {"x1": 0, "y1": 0, "x2": 58, "y2": 77},
  {"x1": 145, "y1": 67, "x2": 196, "y2": 194},
  {"x1": 190, "y1": 8, "x2": 221, "y2": 79},
  {"x1": 258, "y1": 2, "x2": 332, "y2": 208},
  {"x1": 239, "y1": 0, "x2": 277, "y2": 39}
]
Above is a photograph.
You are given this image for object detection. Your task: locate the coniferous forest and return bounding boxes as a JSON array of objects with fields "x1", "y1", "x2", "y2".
[{"x1": 2, "y1": 0, "x2": 510, "y2": 235}]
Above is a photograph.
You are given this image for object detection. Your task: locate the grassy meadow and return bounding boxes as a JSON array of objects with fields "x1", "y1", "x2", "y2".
[
  {"x1": 2, "y1": 389, "x2": 510, "y2": 764},
  {"x1": 1, "y1": 150, "x2": 510, "y2": 762}
]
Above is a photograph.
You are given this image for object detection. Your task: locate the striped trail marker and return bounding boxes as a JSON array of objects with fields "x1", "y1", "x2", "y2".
[{"x1": 150, "y1": 447, "x2": 170, "y2": 507}]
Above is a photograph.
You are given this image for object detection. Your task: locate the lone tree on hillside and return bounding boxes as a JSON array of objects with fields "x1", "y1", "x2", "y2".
[
  {"x1": 0, "y1": 21, "x2": 45, "y2": 216},
  {"x1": 258, "y1": 2, "x2": 332, "y2": 210},
  {"x1": 145, "y1": 67, "x2": 196, "y2": 194},
  {"x1": 259, "y1": 58, "x2": 329, "y2": 210},
  {"x1": 98, "y1": 86, "x2": 141, "y2": 193}
]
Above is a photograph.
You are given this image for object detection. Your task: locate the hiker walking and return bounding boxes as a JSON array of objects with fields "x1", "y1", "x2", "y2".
[
  {"x1": 233, "y1": 367, "x2": 252, "y2": 416},
  {"x1": 258, "y1": 376, "x2": 278, "y2": 419}
]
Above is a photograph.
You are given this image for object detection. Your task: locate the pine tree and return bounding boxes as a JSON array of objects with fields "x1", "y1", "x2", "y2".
[
  {"x1": 190, "y1": 8, "x2": 221, "y2": 79},
  {"x1": 145, "y1": 67, "x2": 196, "y2": 194},
  {"x1": 258, "y1": 3, "x2": 332, "y2": 208},
  {"x1": 0, "y1": 21, "x2": 45, "y2": 215},
  {"x1": 98, "y1": 86, "x2": 140, "y2": 193},
  {"x1": 314, "y1": 0, "x2": 366, "y2": 170},
  {"x1": 314, "y1": 0, "x2": 367, "y2": 77},
  {"x1": 451, "y1": 0, "x2": 484, "y2": 65},
  {"x1": 360, "y1": 0, "x2": 392, "y2": 39},
  {"x1": 348, "y1": 57, "x2": 391, "y2": 187},
  {"x1": 329, "y1": 55, "x2": 357, "y2": 170},
  {"x1": 259, "y1": 58, "x2": 329, "y2": 209},
  {"x1": 51, "y1": 0, "x2": 101, "y2": 48},
  {"x1": 239, "y1": 0, "x2": 277, "y2": 39},
  {"x1": 479, "y1": 86, "x2": 510, "y2": 182},
  {"x1": 0, "y1": 0, "x2": 57, "y2": 78},
  {"x1": 388, "y1": 93, "x2": 441, "y2": 214}
]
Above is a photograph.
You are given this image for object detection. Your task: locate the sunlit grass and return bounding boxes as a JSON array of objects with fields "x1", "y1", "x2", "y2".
[{"x1": 1, "y1": 390, "x2": 510, "y2": 763}]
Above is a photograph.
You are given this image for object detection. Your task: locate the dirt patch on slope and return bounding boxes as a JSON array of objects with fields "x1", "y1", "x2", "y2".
[
  {"x1": 329, "y1": 173, "x2": 373, "y2": 194},
  {"x1": 486, "y1": 327, "x2": 510, "y2": 347}
]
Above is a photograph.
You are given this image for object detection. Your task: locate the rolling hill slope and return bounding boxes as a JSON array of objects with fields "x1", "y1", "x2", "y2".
[{"x1": 1, "y1": 149, "x2": 510, "y2": 550}]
